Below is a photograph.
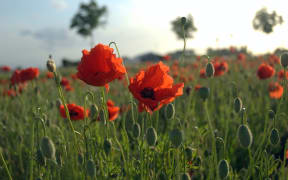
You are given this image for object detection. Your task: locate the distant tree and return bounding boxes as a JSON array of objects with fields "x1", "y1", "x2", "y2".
[
  {"x1": 253, "y1": 8, "x2": 283, "y2": 34},
  {"x1": 70, "y1": 0, "x2": 107, "y2": 47},
  {"x1": 171, "y1": 14, "x2": 197, "y2": 39}
]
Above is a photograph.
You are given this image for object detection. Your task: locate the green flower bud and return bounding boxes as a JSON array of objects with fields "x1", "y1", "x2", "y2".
[
  {"x1": 132, "y1": 123, "x2": 141, "y2": 139},
  {"x1": 180, "y1": 173, "x2": 191, "y2": 180},
  {"x1": 40, "y1": 136, "x2": 56, "y2": 160},
  {"x1": 218, "y1": 159, "x2": 229, "y2": 179},
  {"x1": 199, "y1": 87, "x2": 210, "y2": 100},
  {"x1": 280, "y1": 52, "x2": 288, "y2": 68},
  {"x1": 237, "y1": 124, "x2": 253, "y2": 148},
  {"x1": 165, "y1": 103, "x2": 175, "y2": 120},
  {"x1": 169, "y1": 129, "x2": 183, "y2": 148},
  {"x1": 146, "y1": 127, "x2": 157, "y2": 147},
  {"x1": 234, "y1": 97, "x2": 242, "y2": 113},
  {"x1": 104, "y1": 138, "x2": 112, "y2": 155},
  {"x1": 35, "y1": 148, "x2": 46, "y2": 166},
  {"x1": 269, "y1": 128, "x2": 280, "y2": 145},
  {"x1": 86, "y1": 159, "x2": 96, "y2": 177},
  {"x1": 205, "y1": 62, "x2": 215, "y2": 77},
  {"x1": 184, "y1": 147, "x2": 194, "y2": 161}
]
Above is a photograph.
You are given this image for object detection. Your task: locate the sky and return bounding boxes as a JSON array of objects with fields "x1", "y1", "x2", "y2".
[{"x1": 0, "y1": 0, "x2": 288, "y2": 68}]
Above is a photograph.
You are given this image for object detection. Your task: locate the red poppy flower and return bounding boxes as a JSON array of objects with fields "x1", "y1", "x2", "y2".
[
  {"x1": 3, "y1": 89, "x2": 16, "y2": 97},
  {"x1": 107, "y1": 100, "x2": 120, "y2": 121},
  {"x1": 60, "y1": 77, "x2": 70, "y2": 86},
  {"x1": 237, "y1": 53, "x2": 246, "y2": 61},
  {"x1": 46, "y1": 72, "x2": 54, "y2": 79},
  {"x1": 64, "y1": 85, "x2": 74, "y2": 92},
  {"x1": 11, "y1": 70, "x2": 21, "y2": 85},
  {"x1": 257, "y1": 63, "x2": 275, "y2": 79},
  {"x1": 1, "y1": 66, "x2": 11, "y2": 72},
  {"x1": 199, "y1": 68, "x2": 206, "y2": 78},
  {"x1": 19, "y1": 67, "x2": 39, "y2": 82},
  {"x1": 77, "y1": 44, "x2": 126, "y2": 86},
  {"x1": 277, "y1": 70, "x2": 288, "y2": 80},
  {"x1": 269, "y1": 54, "x2": 280, "y2": 64},
  {"x1": 70, "y1": 73, "x2": 78, "y2": 80},
  {"x1": 129, "y1": 62, "x2": 184, "y2": 113},
  {"x1": 194, "y1": 84, "x2": 201, "y2": 91},
  {"x1": 268, "y1": 82, "x2": 283, "y2": 99},
  {"x1": 59, "y1": 103, "x2": 89, "y2": 121},
  {"x1": 213, "y1": 61, "x2": 228, "y2": 76}
]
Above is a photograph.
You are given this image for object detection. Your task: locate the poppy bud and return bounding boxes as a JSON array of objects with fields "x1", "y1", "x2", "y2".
[
  {"x1": 180, "y1": 173, "x2": 191, "y2": 180},
  {"x1": 268, "y1": 110, "x2": 275, "y2": 120},
  {"x1": 169, "y1": 129, "x2": 183, "y2": 148},
  {"x1": 234, "y1": 97, "x2": 242, "y2": 113},
  {"x1": 78, "y1": 153, "x2": 84, "y2": 165},
  {"x1": 103, "y1": 138, "x2": 112, "y2": 155},
  {"x1": 181, "y1": 17, "x2": 187, "y2": 25},
  {"x1": 218, "y1": 159, "x2": 229, "y2": 179},
  {"x1": 146, "y1": 127, "x2": 157, "y2": 147},
  {"x1": 237, "y1": 124, "x2": 253, "y2": 148},
  {"x1": 40, "y1": 136, "x2": 56, "y2": 160},
  {"x1": 205, "y1": 62, "x2": 215, "y2": 77},
  {"x1": 199, "y1": 87, "x2": 210, "y2": 100},
  {"x1": 86, "y1": 159, "x2": 96, "y2": 177},
  {"x1": 35, "y1": 148, "x2": 46, "y2": 166},
  {"x1": 280, "y1": 53, "x2": 288, "y2": 68},
  {"x1": 269, "y1": 128, "x2": 280, "y2": 145},
  {"x1": 46, "y1": 56, "x2": 56, "y2": 73},
  {"x1": 165, "y1": 103, "x2": 175, "y2": 120},
  {"x1": 89, "y1": 104, "x2": 98, "y2": 120},
  {"x1": 132, "y1": 123, "x2": 141, "y2": 139},
  {"x1": 184, "y1": 147, "x2": 194, "y2": 161}
]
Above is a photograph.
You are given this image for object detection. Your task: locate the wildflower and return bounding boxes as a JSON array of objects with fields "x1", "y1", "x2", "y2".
[
  {"x1": 107, "y1": 100, "x2": 120, "y2": 121},
  {"x1": 64, "y1": 85, "x2": 74, "y2": 92},
  {"x1": 257, "y1": 63, "x2": 275, "y2": 79},
  {"x1": 19, "y1": 67, "x2": 39, "y2": 82},
  {"x1": 213, "y1": 61, "x2": 228, "y2": 76},
  {"x1": 77, "y1": 44, "x2": 126, "y2": 86},
  {"x1": 268, "y1": 82, "x2": 283, "y2": 99},
  {"x1": 59, "y1": 103, "x2": 89, "y2": 121},
  {"x1": 3, "y1": 89, "x2": 16, "y2": 97},
  {"x1": 0, "y1": 66, "x2": 11, "y2": 72},
  {"x1": 60, "y1": 77, "x2": 70, "y2": 86},
  {"x1": 237, "y1": 53, "x2": 246, "y2": 61},
  {"x1": 277, "y1": 70, "x2": 288, "y2": 80},
  {"x1": 199, "y1": 68, "x2": 206, "y2": 78},
  {"x1": 129, "y1": 62, "x2": 184, "y2": 113},
  {"x1": 46, "y1": 72, "x2": 54, "y2": 79},
  {"x1": 11, "y1": 70, "x2": 21, "y2": 85},
  {"x1": 194, "y1": 84, "x2": 201, "y2": 91}
]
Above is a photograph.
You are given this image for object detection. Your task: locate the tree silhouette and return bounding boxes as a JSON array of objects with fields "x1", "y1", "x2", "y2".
[
  {"x1": 70, "y1": 0, "x2": 107, "y2": 47},
  {"x1": 171, "y1": 14, "x2": 197, "y2": 39},
  {"x1": 253, "y1": 8, "x2": 283, "y2": 34}
]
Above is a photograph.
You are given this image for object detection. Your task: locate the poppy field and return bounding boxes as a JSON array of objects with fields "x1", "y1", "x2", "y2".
[{"x1": 1, "y1": 43, "x2": 288, "y2": 180}]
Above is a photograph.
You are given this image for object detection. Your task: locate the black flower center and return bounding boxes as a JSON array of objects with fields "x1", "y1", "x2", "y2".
[
  {"x1": 69, "y1": 110, "x2": 78, "y2": 117},
  {"x1": 140, "y1": 88, "x2": 155, "y2": 100}
]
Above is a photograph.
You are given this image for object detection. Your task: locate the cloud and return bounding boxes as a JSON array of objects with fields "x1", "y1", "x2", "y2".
[
  {"x1": 51, "y1": 0, "x2": 68, "y2": 10},
  {"x1": 20, "y1": 28, "x2": 76, "y2": 50}
]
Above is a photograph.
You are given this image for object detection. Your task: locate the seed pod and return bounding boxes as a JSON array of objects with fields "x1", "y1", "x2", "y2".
[
  {"x1": 146, "y1": 127, "x2": 157, "y2": 147},
  {"x1": 268, "y1": 110, "x2": 275, "y2": 120},
  {"x1": 218, "y1": 159, "x2": 229, "y2": 179},
  {"x1": 169, "y1": 129, "x2": 183, "y2": 148},
  {"x1": 86, "y1": 159, "x2": 96, "y2": 177},
  {"x1": 78, "y1": 153, "x2": 84, "y2": 165},
  {"x1": 184, "y1": 147, "x2": 194, "y2": 161},
  {"x1": 199, "y1": 87, "x2": 210, "y2": 100},
  {"x1": 205, "y1": 62, "x2": 215, "y2": 77},
  {"x1": 35, "y1": 148, "x2": 46, "y2": 166},
  {"x1": 132, "y1": 123, "x2": 141, "y2": 139},
  {"x1": 46, "y1": 56, "x2": 56, "y2": 73},
  {"x1": 165, "y1": 103, "x2": 175, "y2": 120},
  {"x1": 103, "y1": 138, "x2": 112, "y2": 155},
  {"x1": 234, "y1": 97, "x2": 242, "y2": 113},
  {"x1": 237, "y1": 124, "x2": 253, "y2": 148},
  {"x1": 269, "y1": 128, "x2": 280, "y2": 145},
  {"x1": 180, "y1": 173, "x2": 191, "y2": 180},
  {"x1": 40, "y1": 136, "x2": 56, "y2": 160},
  {"x1": 280, "y1": 52, "x2": 288, "y2": 68},
  {"x1": 89, "y1": 104, "x2": 98, "y2": 120},
  {"x1": 181, "y1": 17, "x2": 187, "y2": 25}
]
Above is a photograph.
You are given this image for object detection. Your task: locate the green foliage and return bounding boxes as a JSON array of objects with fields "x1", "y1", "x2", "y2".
[
  {"x1": 171, "y1": 14, "x2": 197, "y2": 39},
  {"x1": 253, "y1": 8, "x2": 283, "y2": 34}
]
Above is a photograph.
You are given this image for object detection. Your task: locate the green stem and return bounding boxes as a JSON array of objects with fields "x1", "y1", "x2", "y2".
[
  {"x1": 180, "y1": 25, "x2": 187, "y2": 64},
  {"x1": 0, "y1": 149, "x2": 12, "y2": 180},
  {"x1": 29, "y1": 123, "x2": 34, "y2": 180}
]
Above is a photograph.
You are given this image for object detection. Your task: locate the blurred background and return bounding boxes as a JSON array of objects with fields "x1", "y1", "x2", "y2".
[{"x1": 0, "y1": 0, "x2": 287, "y2": 68}]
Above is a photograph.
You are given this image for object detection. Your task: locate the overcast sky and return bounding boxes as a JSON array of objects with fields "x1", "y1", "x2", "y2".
[{"x1": 0, "y1": 0, "x2": 288, "y2": 68}]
